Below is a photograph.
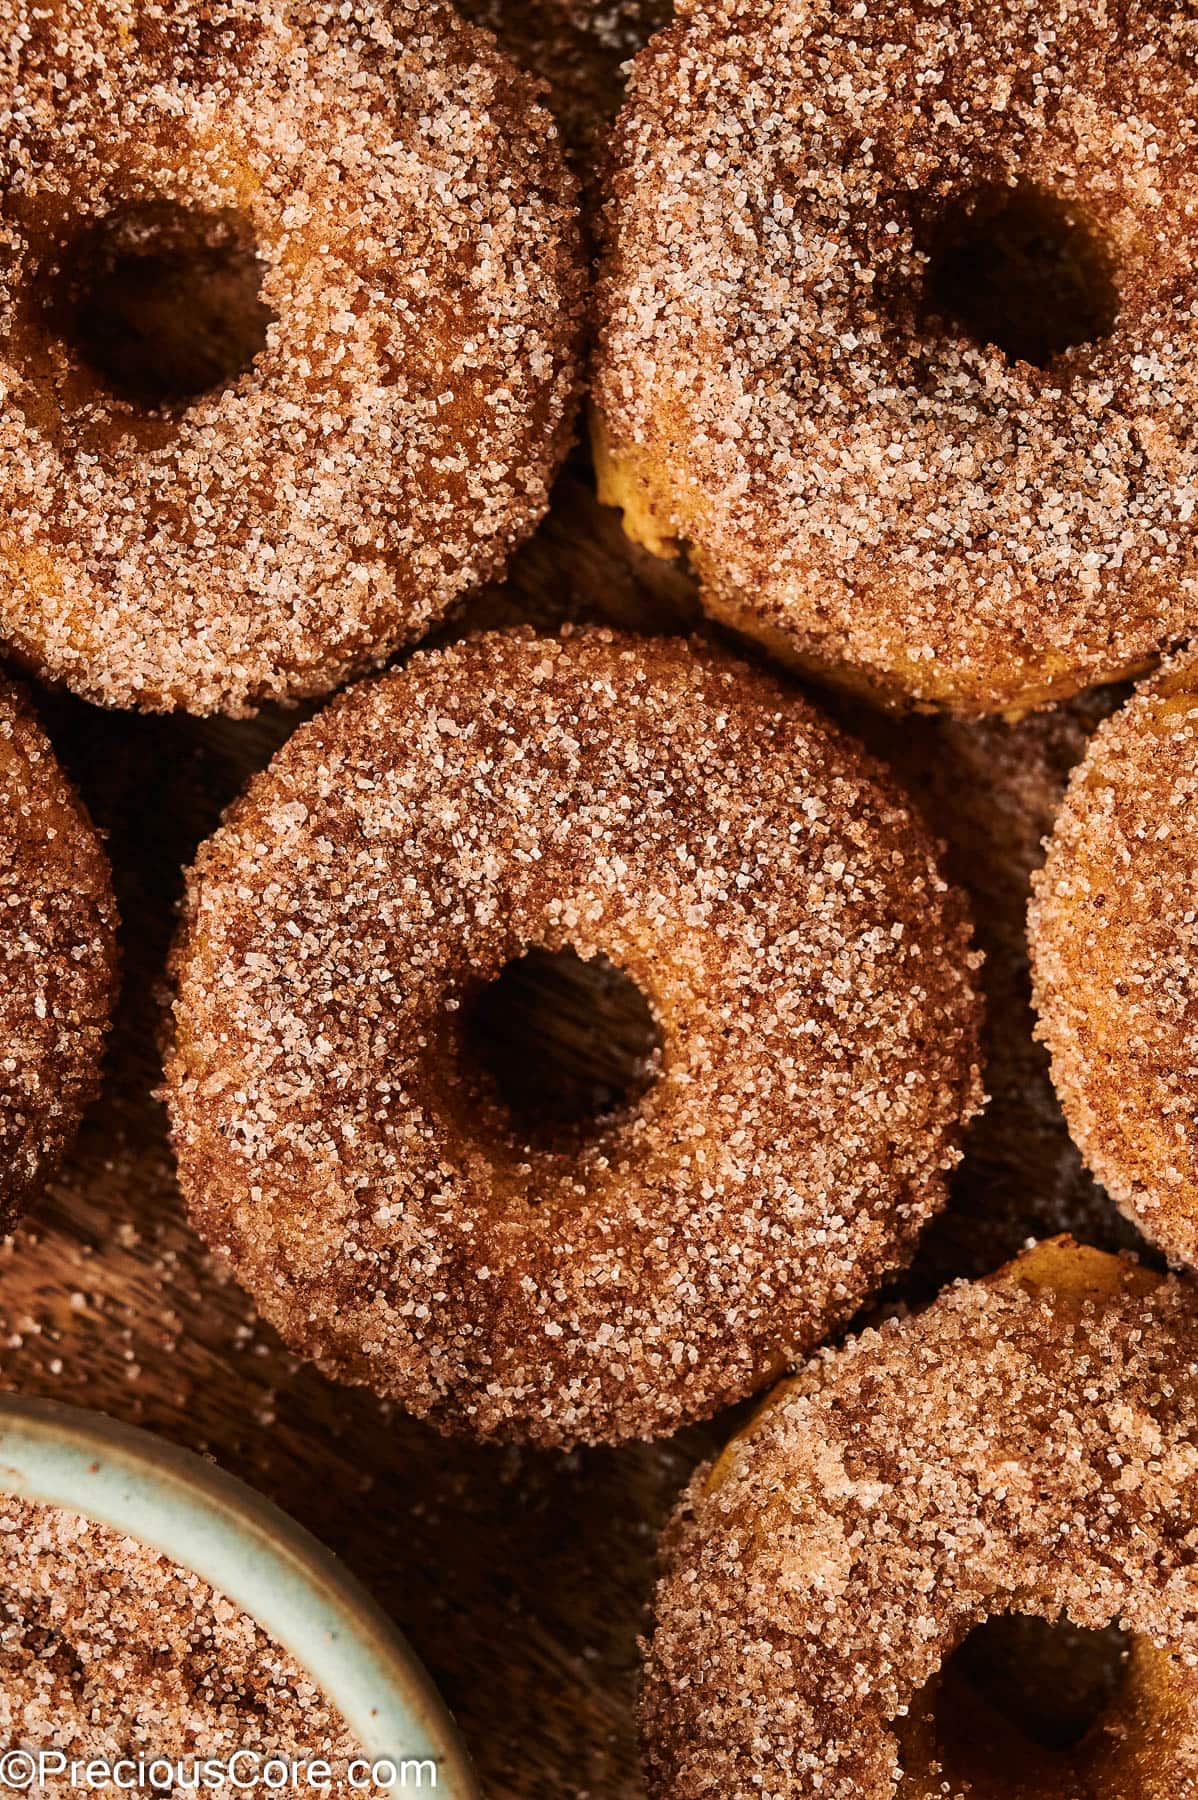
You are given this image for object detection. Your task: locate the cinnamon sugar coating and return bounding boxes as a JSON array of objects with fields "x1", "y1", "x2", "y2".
[
  {"x1": 0, "y1": 1497, "x2": 366, "y2": 1781},
  {"x1": 1031, "y1": 653, "x2": 1198, "y2": 1268},
  {"x1": 0, "y1": 0, "x2": 584, "y2": 715},
  {"x1": 593, "y1": 0, "x2": 1198, "y2": 715},
  {"x1": 641, "y1": 1241, "x2": 1198, "y2": 1800},
  {"x1": 164, "y1": 630, "x2": 982, "y2": 1447},
  {"x1": 0, "y1": 681, "x2": 118, "y2": 1234}
]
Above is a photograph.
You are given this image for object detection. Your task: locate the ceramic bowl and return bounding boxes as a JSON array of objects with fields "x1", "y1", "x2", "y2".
[{"x1": 0, "y1": 1392, "x2": 478, "y2": 1794}]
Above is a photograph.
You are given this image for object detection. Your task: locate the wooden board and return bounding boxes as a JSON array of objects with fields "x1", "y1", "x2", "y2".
[{"x1": 0, "y1": 11, "x2": 1151, "y2": 1794}]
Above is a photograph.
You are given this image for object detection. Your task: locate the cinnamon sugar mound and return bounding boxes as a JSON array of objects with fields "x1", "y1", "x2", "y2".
[
  {"x1": 165, "y1": 630, "x2": 983, "y2": 1447},
  {"x1": 0, "y1": 1496, "x2": 366, "y2": 1787},
  {"x1": 1031, "y1": 652, "x2": 1198, "y2": 1268},
  {"x1": 0, "y1": 682, "x2": 118, "y2": 1234},
  {"x1": 641, "y1": 1242, "x2": 1198, "y2": 1798},
  {"x1": 593, "y1": 0, "x2": 1198, "y2": 714},
  {"x1": 0, "y1": 0, "x2": 584, "y2": 714}
]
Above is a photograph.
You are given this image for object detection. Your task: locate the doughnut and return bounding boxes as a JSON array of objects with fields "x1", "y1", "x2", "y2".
[
  {"x1": 0, "y1": 681, "x2": 118, "y2": 1232},
  {"x1": 592, "y1": 0, "x2": 1198, "y2": 716},
  {"x1": 0, "y1": 0, "x2": 584, "y2": 715},
  {"x1": 641, "y1": 1239, "x2": 1198, "y2": 1799},
  {"x1": 163, "y1": 630, "x2": 983, "y2": 1446},
  {"x1": 1030, "y1": 653, "x2": 1198, "y2": 1269}
]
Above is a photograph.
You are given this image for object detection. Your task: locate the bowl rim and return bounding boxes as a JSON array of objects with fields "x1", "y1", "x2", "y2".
[{"x1": 0, "y1": 1392, "x2": 478, "y2": 1793}]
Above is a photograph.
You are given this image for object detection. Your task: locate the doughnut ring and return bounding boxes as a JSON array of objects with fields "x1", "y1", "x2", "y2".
[
  {"x1": 0, "y1": 0, "x2": 584, "y2": 713},
  {"x1": 642, "y1": 1239, "x2": 1198, "y2": 1798},
  {"x1": 593, "y1": 0, "x2": 1198, "y2": 715},
  {"x1": 1031, "y1": 652, "x2": 1198, "y2": 1269},
  {"x1": 0, "y1": 681, "x2": 118, "y2": 1231},
  {"x1": 164, "y1": 630, "x2": 983, "y2": 1445}
]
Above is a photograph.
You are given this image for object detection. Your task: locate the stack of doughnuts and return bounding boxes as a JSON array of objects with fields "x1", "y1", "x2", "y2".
[{"x1": 4, "y1": 0, "x2": 1198, "y2": 1789}]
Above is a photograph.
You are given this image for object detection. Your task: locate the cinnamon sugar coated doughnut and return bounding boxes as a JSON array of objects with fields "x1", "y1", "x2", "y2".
[
  {"x1": 642, "y1": 1240, "x2": 1198, "y2": 1799},
  {"x1": 1031, "y1": 653, "x2": 1198, "y2": 1269},
  {"x1": 0, "y1": 0, "x2": 584, "y2": 714},
  {"x1": 164, "y1": 631, "x2": 983, "y2": 1446},
  {"x1": 593, "y1": 0, "x2": 1198, "y2": 715},
  {"x1": 0, "y1": 681, "x2": 118, "y2": 1232}
]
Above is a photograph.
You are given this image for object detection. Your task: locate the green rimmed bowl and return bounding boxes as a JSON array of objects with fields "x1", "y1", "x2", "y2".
[{"x1": 0, "y1": 1393, "x2": 478, "y2": 1793}]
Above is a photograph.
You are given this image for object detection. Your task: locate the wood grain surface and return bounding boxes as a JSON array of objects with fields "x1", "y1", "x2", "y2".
[{"x1": 0, "y1": 8, "x2": 1151, "y2": 1795}]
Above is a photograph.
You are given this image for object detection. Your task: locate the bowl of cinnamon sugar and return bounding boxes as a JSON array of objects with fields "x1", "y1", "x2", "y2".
[{"x1": 0, "y1": 1393, "x2": 478, "y2": 1797}]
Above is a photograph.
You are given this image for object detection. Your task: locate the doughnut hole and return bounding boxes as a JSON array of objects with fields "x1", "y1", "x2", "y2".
[
  {"x1": 463, "y1": 946, "x2": 662, "y2": 1144},
  {"x1": 39, "y1": 200, "x2": 273, "y2": 408},
  {"x1": 897, "y1": 1612, "x2": 1145, "y2": 1798},
  {"x1": 922, "y1": 183, "x2": 1118, "y2": 367}
]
